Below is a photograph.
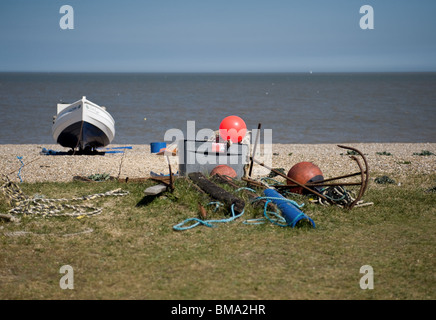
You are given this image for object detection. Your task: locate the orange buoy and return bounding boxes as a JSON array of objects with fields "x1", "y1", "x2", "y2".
[
  {"x1": 287, "y1": 162, "x2": 324, "y2": 194},
  {"x1": 210, "y1": 165, "x2": 237, "y2": 178}
]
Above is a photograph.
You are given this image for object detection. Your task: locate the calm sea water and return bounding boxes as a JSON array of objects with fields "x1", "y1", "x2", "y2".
[{"x1": 0, "y1": 72, "x2": 435, "y2": 145}]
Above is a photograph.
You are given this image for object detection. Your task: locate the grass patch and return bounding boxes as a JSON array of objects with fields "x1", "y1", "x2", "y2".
[
  {"x1": 1, "y1": 173, "x2": 435, "y2": 300},
  {"x1": 340, "y1": 150, "x2": 359, "y2": 156},
  {"x1": 376, "y1": 151, "x2": 392, "y2": 156},
  {"x1": 413, "y1": 150, "x2": 435, "y2": 156}
]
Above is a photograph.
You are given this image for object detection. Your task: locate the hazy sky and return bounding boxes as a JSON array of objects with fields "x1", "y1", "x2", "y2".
[{"x1": 1, "y1": 0, "x2": 435, "y2": 72}]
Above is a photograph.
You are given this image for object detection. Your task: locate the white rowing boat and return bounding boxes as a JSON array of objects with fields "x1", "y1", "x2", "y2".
[{"x1": 52, "y1": 96, "x2": 115, "y2": 151}]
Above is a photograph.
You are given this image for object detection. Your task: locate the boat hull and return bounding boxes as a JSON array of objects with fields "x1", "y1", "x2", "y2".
[
  {"x1": 52, "y1": 97, "x2": 115, "y2": 150},
  {"x1": 56, "y1": 121, "x2": 111, "y2": 149}
]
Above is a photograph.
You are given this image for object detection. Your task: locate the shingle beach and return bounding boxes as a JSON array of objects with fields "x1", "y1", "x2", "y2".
[{"x1": 1, "y1": 143, "x2": 434, "y2": 183}]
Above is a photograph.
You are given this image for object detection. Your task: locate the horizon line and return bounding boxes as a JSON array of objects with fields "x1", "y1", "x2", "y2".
[{"x1": 1, "y1": 70, "x2": 436, "y2": 74}]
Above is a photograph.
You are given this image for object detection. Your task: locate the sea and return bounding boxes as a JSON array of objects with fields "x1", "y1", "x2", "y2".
[{"x1": 0, "y1": 72, "x2": 435, "y2": 145}]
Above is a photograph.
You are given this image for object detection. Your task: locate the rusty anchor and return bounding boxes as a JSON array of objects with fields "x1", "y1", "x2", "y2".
[{"x1": 247, "y1": 144, "x2": 370, "y2": 210}]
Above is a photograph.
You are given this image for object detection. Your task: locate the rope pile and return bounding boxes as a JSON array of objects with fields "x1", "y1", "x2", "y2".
[
  {"x1": 1, "y1": 176, "x2": 129, "y2": 218},
  {"x1": 250, "y1": 176, "x2": 372, "y2": 208},
  {"x1": 316, "y1": 186, "x2": 355, "y2": 207},
  {"x1": 312, "y1": 185, "x2": 372, "y2": 208}
]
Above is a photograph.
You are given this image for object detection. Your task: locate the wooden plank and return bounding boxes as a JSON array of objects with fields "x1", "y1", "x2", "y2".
[
  {"x1": 144, "y1": 184, "x2": 167, "y2": 196},
  {"x1": 188, "y1": 172, "x2": 245, "y2": 214},
  {"x1": 213, "y1": 173, "x2": 277, "y2": 211}
]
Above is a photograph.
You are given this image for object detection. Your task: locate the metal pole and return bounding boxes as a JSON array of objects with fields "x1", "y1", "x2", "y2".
[
  {"x1": 251, "y1": 158, "x2": 332, "y2": 203},
  {"x1": 248, "y1": 123, "x2": 261, "y2": 177}
]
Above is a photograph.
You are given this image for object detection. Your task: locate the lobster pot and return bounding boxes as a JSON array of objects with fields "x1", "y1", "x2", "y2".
[{"x1": 177, "y1": 140, "x2": 249, "y2": 178}]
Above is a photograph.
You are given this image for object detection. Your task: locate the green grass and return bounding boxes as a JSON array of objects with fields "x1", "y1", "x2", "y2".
[{"x1": 1, "y1": 172, "x2": 435, "y2": 300}]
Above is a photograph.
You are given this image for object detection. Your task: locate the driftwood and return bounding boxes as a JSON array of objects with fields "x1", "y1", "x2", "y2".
[
  {"x1": 188, "y1": 172, "x2": 245, "y2": 214},
  {"x1": 212, "y1": 173, "x2": 278, "y2": 212}
]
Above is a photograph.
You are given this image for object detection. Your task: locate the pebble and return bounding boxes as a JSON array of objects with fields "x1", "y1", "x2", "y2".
[{"x1": 0, "y1": 143, "x2": 435, "y2": 183}]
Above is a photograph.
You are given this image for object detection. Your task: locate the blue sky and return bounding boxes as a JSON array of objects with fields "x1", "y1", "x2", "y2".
[{"x1": 1, "y1": 0, "x2": 435, "y2": 72}]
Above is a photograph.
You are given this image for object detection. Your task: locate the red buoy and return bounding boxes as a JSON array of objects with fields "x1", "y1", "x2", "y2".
[
  {"x1": 287, "y1": 162, "x2": 324, "y2": 194},
  {"x1": 219, "y1": 115, "x2": 247, "y2": 143}
]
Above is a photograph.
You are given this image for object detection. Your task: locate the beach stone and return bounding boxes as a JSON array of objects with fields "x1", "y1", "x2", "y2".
[{"x1": 0, "y1": 143, "x2": 435, "y2": 183}]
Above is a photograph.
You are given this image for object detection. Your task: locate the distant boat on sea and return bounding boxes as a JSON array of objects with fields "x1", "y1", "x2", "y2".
[{"x1": 52, "y1": 96, "x2": 115, "y2": 152}]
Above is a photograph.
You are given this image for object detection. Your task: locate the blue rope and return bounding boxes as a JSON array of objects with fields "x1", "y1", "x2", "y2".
[
  {"x1": 172, "y1": 189, "x2": 310, "y2": 231},
  {"x1": 235, "y1": 187, "x2": 257, "y2": 193},
  {"x1": 244, "y1": 196, "x2": 306, "y2": 228},
  {"x1": 173, "y1": 203, "x2": 245, "y2": 231},
  {"x1": 206, "y1": 201, "x2": 222, "y2": 212},
  {"x1": 17, "y1": 156, "x2": 24, "y2": 183},
  {"x1": 243, "y1": 200, "x2": 285, "y2": 226}
]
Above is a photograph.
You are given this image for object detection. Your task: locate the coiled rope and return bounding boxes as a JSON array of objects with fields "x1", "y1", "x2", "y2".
[
  {"x1": 313, "y1": 186, "x2": 355, "y2": 207},
  {"x1": 1, "y1": 176, "x2": 129, "y2": 218},
  {"x1": 314, "y1": 185, "x2": 373, "y2": 208},
  {"x1": 256, "y1": 175, "x2": 366, "y2": 208}
]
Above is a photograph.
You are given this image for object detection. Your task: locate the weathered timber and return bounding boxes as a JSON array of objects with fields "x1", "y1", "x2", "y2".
[
  {"x1": 188, "y1": 172, "x2": 245, "y2": 214},
  {"x1": 212, "y1": 173, "x2": 277, "y2": 211}
]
